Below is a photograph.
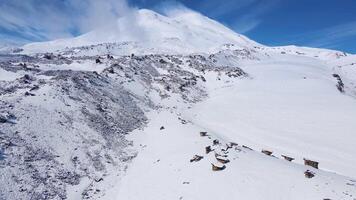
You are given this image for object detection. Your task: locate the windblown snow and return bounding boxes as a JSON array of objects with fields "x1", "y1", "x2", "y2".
[
  {"x1": 22, "y1": 9, "x2": 260, "y2": 55},
  {"x1": 1, "y1": 8, "x2": 356, "y2": 200}
]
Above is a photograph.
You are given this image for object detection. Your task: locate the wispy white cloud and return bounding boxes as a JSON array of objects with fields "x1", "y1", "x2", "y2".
[
  {"x1": 232, "y1": 18, "x2": 261, "y2": 33},
  {"x1": 201, "y1": 0, "x2": 258, "y2": 18},
  {"x1": 153, "y1": 0, "x2": 192, "y2": 16},
  {"x1": 230, "y1": 0, "x2": 280, "y2": 33},
  {"x1": 0, "y1": 0, "x2": 75, "y2": 41},
  {"x1": 306, "y1": 22, "x2": 356, "y2": 48},
  {"x1": 0, "y1": 0, "x2": 133, "y2": 43},
  {"x1": 191, "y1": 0, "x2": 279, "y2": 34},
  {"x1": 275, "y1": 21, "x2": 356, "y2": 50}
]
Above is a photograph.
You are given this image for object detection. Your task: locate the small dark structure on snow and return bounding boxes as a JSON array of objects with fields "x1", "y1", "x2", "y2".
[
  {"x1": 205, "y1": 146, "x2": 212, "y2": 154},
  {"x1": 216, "y1": 157, "x2": 230, "y2": 164},
  {"x1": 228, "y1": 142, "x2": 238, "y2": 147},
  {"x1": 200, "y1": 131, "x2": 208, "y2": 137},
  {"x1": 281, "y1": 155, "x2": 294, "y2": 162},
  {"x1": 212, "y1": 163, "x2": 226, "y2": 171},
  {"x1": 261, "y1": 150, "x2": 273, "y2": 156},
  {"x1": 242, "y1": 145, "x2": 253, "y2": 151},
  {"x1": 304, "y1": 158, "x2": 319, "y2": 169},
  {"x1": 190, "y1": 155, "x2": 203, "y2": 162},
  {"x1": 304, "y1": 170, "x2": 315, "y2": 178},
  {"x1": 160, "y1": 126, "x2": 165, "y2": 130}
]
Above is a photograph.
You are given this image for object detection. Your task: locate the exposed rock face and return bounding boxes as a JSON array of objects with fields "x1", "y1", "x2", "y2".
[{"x1": 333, "y1": 74, "x2": 345, "y2": 93}]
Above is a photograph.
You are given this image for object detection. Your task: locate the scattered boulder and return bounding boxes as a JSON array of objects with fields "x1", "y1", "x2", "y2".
[
  {"x1": 159, "y1": 59, "x2": 167, "y2": 64},
  {"x1": 0, "y1": 113, "x2": 16, "y2": 124},
  {"x1": 20, "y1": 74, "x2": 35, "y2": 84},
  {"x1": 96, "y1": 58, "x2": 102, "y2": 64},
  {"x1": 304, "y1": 170, "x2": 315, "y2": 178},
  {"x1": 44, "y1": 53, "x2": 53, "y2": 60},
  {"x1": 25, "y1": 91, "x2": 35, "y2": 96},
  {"x1": 213, "y1": 139, "x2": 219, "y2": 145},
  {"x1": 205, "y1": 146, "x2": 212, "y2": 154},
  {"x1": 94, "y1": 177, "x2": 103, "y2": 182},
  {"x1": 261, "y1": 150, "x2": 273, "y2": 156},
  {"x1": 224, "y1": 145, "x2": 231, "y2": 151},
  {"x1": 228, "y1": 142, "x2": 238, "y2": 147},
  {"x1": 160, "y1": 126, "x2": 165, "y2": 130},
  {"x1": 24, "y1": 74, "x2": 32, "y2": 80},
  {"x1": 281, "y1": 155, "x2": 294, "y2": 162},
  {"x1": 190, "y1": 155, "x2": 203, "y2": 162},
  {"x1": 212, "y1": 163, "x2": 226, "y2": 171},
  {"x1": 221, "y1": 147, "x2": 229, "y2": 152},
  {"x1": 107, "y1": 67, "x2": 115, "y2": 74},
  {"x1": 200, "y1": 131, "x2": 208, "y2": 137},
  {"x1": 0, "y1": 115, "x2": 8, "y2": 123},
  {"x1": 180, "y1": 119, "x2": 187, "y2": 124},
  {"x1": 304, "y1": 158, "x2": 319, "y2": 169},
  {"x1": 178, "y1": 117, "x2": 188, "y2": 124},
  {"x1": 200, "y1": 75, "x2": 206, "y2": 82},
  {"x1": 30, "y1": 85, "x2": 40, "y2": 91}
]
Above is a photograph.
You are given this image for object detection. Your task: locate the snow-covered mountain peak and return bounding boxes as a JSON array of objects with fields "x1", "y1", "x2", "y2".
[
  {"x1": 2, "y1": 5, "x2": 356, "y2": 200},
  {"x1": 22, "y1": 9, "x2": 260, "y2": 54}
]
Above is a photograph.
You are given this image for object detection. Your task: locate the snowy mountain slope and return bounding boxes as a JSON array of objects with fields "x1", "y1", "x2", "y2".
[
  {"x1": 100, "y1": 50, "x2": 356, "y2": 200},
  {"x1": 187, "y1": 53, "x2": 356, "y2": 178},
  {"x1": 1, "y1": 8, "x2": 356, "y2": 200},
  {"x1": 1, "y1": 47, "x2": 356, "y2": 200},
  {"x1": 0, "y1": 52, "x2": 248, "y2": 199},
  {"x1": 327, "y1": 54, "x2": 356, "y2": 97},
  {"x1": 21, "y1": 9, "x2": 260, "y2": 55}
]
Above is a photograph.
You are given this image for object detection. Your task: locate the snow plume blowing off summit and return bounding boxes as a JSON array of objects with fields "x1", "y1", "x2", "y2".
[
  {"x1": 0, "y1": 0, "x2": 203, "y2": 43},
  {"x1": 21, "y1": 1, "x2": 260, "y2": 54},
  {"x1": 0, "y1": 0, "x2": 140, "y2": 42}
]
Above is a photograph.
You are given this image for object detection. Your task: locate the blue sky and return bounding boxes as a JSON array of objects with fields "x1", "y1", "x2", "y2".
[{"x1": 1, "y1": 0, "x2": 356, "y2": 53}]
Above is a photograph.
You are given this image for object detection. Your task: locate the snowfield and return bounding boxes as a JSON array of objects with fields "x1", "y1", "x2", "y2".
[
  {"x1": 1, "y1": 8, "x2": 356, "y2": 200},
  {"x1": 187, "y1": 53, "x2": 356, "y2": 178},
  {"x1": 104, "y1": 52, "x2": 356, "y2": 200},
  {"x1": 105, "y1": 110, "x2": 356, "y2": 200}
]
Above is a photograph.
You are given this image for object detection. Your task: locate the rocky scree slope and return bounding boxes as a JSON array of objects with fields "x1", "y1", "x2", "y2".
[{"x1": 0, "y1": 50, "x2": 248, "y2": 200}]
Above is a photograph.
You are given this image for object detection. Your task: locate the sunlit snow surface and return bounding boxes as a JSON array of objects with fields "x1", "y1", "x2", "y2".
[
  {"x1": 1, "y1": 8, "x2": 356, "y2": 200},
  {"x1": 21, "y1": 9, "x2": 260, "y2": 55},
  {"x1": 103, "y1": 52, "x2": 356, "y2": 200},
  {"x1": 188, "y1": 54, "x2": 356, "y2": 178}
]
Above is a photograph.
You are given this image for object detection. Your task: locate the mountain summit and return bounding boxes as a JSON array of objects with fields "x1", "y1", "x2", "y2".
[{"x1": 23, "y1": 9, "x2": 260, "y2": 54}]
